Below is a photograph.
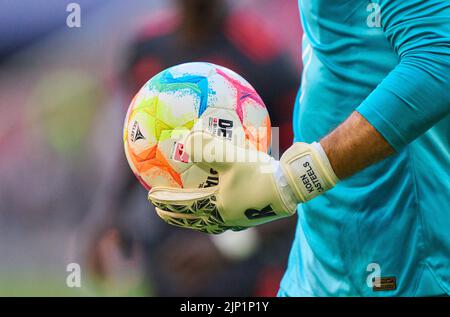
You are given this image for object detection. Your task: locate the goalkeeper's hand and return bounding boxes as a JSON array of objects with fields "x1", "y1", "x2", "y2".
[{"x1": 148, "y1": 131, "x2": 339, "y2": 234}]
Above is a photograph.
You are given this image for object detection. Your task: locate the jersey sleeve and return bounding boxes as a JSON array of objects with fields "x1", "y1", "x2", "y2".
[{"x1": 356, "y1": 0, "x2": 450, "y2": 151}]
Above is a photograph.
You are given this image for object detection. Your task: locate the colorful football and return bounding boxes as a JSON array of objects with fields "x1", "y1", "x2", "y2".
[{"x1": 123, "y1": 62, "x2": 271, "y2": 190}]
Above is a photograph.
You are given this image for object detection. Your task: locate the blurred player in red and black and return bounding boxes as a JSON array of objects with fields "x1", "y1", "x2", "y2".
[{"x1": 87, "y1": 0, "x2": 300, "y2": 296}]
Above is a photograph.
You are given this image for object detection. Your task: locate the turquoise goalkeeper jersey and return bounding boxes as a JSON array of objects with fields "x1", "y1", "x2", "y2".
[{"x1": 279, "y1": 0, "x2": 450, "y2": 296}]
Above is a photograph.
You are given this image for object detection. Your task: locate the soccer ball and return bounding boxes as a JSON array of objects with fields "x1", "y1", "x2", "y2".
[{"x1": 123, "y1": 62, "x2": 271, "y2": 190}]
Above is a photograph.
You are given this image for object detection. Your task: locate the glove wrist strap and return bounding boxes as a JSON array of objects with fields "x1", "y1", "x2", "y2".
[{"x1": 280, "y1": 142, "x2": 339, "y2": 203}]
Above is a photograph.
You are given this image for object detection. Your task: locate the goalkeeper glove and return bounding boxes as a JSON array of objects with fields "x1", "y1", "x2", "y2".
[{"x1": 148, "y1": 131, "x2": 339, "y2": 234}]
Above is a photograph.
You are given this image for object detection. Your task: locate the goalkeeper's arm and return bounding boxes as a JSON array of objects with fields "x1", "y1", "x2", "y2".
[
  {"x1": 320, "y1": 111, "x2": 394, "y2": 180},
  {"x1": 147, "y1": 111, "x2": 395, "y2": 234}
]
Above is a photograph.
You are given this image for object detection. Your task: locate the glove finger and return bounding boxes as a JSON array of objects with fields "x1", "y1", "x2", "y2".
[
  {"x1": 155, "y1": 207, "x2": 227, "y2": 234},
  {"x1": 148, "y1": 186, "x2": 218, "y2": 205},
  {"x1": 148, "y1": 186, "x2": 249, "y2": 234},
  {"x1": 149, "y1": 186, "x2": 221, "y2": 221},
  {"x1": 184, "y1": 130, "x2": 248, "y2": 173}
]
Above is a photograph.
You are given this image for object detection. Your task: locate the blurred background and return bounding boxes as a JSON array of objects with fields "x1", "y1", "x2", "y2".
[{"x1": 0, "y1": 0, "x2": 302, "y2": 296}]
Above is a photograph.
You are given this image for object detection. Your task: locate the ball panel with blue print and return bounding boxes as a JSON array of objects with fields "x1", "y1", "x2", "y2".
[{"x1": 123, "y1": 62, "x2": 271, "y2": 190}]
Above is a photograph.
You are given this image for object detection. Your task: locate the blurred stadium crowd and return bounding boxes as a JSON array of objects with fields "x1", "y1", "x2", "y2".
[{"x1": 0, "y1": 0, "x2": 301, "y2": 296}]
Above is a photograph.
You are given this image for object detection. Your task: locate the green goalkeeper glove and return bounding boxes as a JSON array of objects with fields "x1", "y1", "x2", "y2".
[{"x1": 148, "y1": 131, "x2": 339, "y2": 234}]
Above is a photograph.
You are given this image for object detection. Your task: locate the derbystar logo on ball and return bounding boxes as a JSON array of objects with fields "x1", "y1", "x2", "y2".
[{"x1": 208, "y1": 117, "x2": 234, "y2": 140}]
